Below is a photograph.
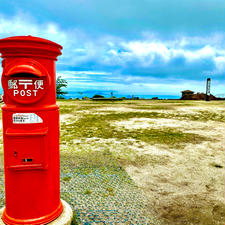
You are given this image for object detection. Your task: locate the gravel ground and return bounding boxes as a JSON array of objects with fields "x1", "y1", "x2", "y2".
[
  {"x1": 60, "y1": 155, "x2": 163, "y2": 225},
  {"x1": 0, "y1": 163, "x2": 4, "y2": 209},
  {"x1": 0, "y1": 152, "x2": 162, "y2": 225}
]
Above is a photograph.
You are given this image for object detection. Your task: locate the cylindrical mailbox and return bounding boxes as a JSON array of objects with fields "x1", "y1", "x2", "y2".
[{"x1": 0, "y1": 36, "x2": 63, "y2": 224}]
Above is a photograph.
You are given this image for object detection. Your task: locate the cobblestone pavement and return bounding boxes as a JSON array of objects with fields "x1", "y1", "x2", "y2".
[
  {"x1": 60, "y1": 166, "x2": 161, "y2": 225},
  {"x1": 0, "y1": 166, "x2": 4, "y2": 209},
  {"x1": 0, "y1": 153, "x2": 162, "y2": 225}
]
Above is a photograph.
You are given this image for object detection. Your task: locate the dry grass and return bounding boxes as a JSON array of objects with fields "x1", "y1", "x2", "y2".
[
  {"x1": 59, "y1": 99, "x2": 225, "y2": 225},
  {"x1": 0, "y1": 100, "x2": 224, "y2": 224}
]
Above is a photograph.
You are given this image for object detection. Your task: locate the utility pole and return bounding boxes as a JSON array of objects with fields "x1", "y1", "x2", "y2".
[{"x1": 206, "y1": 78, "x2": 211, "y2": 101}]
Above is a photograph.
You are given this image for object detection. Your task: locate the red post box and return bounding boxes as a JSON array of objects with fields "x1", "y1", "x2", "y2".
[{"x1": 0, "y1": 36, "x2": 63, "y2": 224}]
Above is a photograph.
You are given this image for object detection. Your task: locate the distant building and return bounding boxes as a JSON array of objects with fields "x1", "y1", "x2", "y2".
[
  {"x1": 181, "y1": 90, "x2": 223, "y2": 100},
  {"x1": 181, "y1": 90, "x2": 194, "y2": 99}
]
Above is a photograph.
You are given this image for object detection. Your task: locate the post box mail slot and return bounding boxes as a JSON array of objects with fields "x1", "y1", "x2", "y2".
[
  {"x1": 5, "y1": 127, "x2": 48, "y2": 170},
  {"x1": 0, "y1": 36, "x2": 63, "y2": 225},
  {"x1": 2, "y1": 58, "x2": 49, "y2": 104}
]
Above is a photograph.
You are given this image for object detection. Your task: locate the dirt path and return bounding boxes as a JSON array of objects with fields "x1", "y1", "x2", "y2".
[{"x1": 114, "y1": 104, "x2": 225, "y2": 225}]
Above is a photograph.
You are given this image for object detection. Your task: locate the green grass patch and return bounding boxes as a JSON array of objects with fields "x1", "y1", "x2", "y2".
[
  {"x1": 71, "y1": 211, "x2": 80, "y2": 225},
  {"x1": 105, "y1": 187, "x2": 115, "y2": 196},
  {"x1": 59, "y1": 105, "x2": 75, "y2": 114},
  {"x1": 83, "y1": 189, "x2": 92, "y2": 195},
  {"x1": 132, "y1": 105, "x2": 176, "y2": 110},
  {"x1": 62, "y1": 176, "x2": 72, "y2": 182},
  {"x1": 60, "y1": 112, "x2": 209, "y2": 148},
  {"x1": 190, "y1": 111, "x2": 225, "y2": 122}
]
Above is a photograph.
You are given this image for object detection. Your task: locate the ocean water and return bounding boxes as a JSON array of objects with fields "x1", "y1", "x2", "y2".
[{"x1": 63, "y1": 91, "x2": 180, "y2": 100}]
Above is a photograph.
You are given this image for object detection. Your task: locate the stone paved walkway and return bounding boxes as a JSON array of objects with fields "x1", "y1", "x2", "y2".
[
  {"x1": 0, "y1": 153, "x2": 162, "y2": 225},
  {"x1": 60, "y1": 166, "x2": 162, "y2": 225}
]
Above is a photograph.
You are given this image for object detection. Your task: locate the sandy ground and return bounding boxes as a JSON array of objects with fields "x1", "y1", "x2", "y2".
[
  {"x1": 110, "y1": 103, "x2": 225, "y2": 225},
  {"x1": 59, "y1": 100, "x2": 225, "y2": 224}
]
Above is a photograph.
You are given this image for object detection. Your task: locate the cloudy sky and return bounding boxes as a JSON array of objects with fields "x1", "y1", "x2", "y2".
[{"x1": 0, "y1": 0, "x2": 225, "y2": 97}]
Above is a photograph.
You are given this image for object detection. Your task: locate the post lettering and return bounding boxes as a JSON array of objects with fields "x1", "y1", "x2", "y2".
[
  {"x1": 27, "y1": 90, "x2": 31, "y2": 96},
  {"x1": 33, "y1": 90, "x2": 37, "y2": 96},
  {"x1": 20, "y1": 90, "x2": 25, "y2": 96},
  {"x1": 13, "y1": 90, "x2": 19, "y2": 96}
]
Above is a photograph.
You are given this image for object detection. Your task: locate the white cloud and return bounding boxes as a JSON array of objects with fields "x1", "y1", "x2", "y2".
[
  {"x1": 0, "y1": 13, "x2": 224, "y2": 96},
  {"x1": 0, "y1": 14, "x2": 68, "y2": 47},
  {"x1": 1, "y1": 13, "x2": 225, "y2": 74},
  {"x1": 62, "y1": 75, "x2": 220, "y2": 96},
  {"x1": 58, "y1": 70, "x2": 111, "y2": 76},
  {"x1": 0, "y1": 14, "x2": 88, "y2": 66},
  {"x1": 122, "y1": 41, "x2": 170, "y2": 63},
  {"x1": 214, "y1": 56, "x2": 225, "y2": 73},
  {"x1": 171, "y1": 45, "x2": 216, "y2": 63},
  {"x1": 107, "y1": 41, "x2": 224, "y2": 68}
]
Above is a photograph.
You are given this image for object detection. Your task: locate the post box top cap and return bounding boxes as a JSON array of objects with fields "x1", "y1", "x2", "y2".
[
  {"x1": 0, "y1": 35, "x2": 62, "y2": 60},
  {"x1": 0, "y1": 36, "x2": 62, "y2": 49}
]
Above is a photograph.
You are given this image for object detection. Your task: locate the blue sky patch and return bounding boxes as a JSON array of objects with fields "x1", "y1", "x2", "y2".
[{"x1": 0, "y1": 0, "x2": 224, "y2": 97}]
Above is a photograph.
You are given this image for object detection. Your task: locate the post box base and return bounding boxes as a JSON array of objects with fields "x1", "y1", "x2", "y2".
[{"x1": 0, "y1": 200, "x2": 73, "y2": 225}]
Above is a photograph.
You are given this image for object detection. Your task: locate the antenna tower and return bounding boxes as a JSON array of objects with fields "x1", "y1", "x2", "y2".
[{"x1": 206, "y1": 78, "x2": 211, "y2": 101}]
